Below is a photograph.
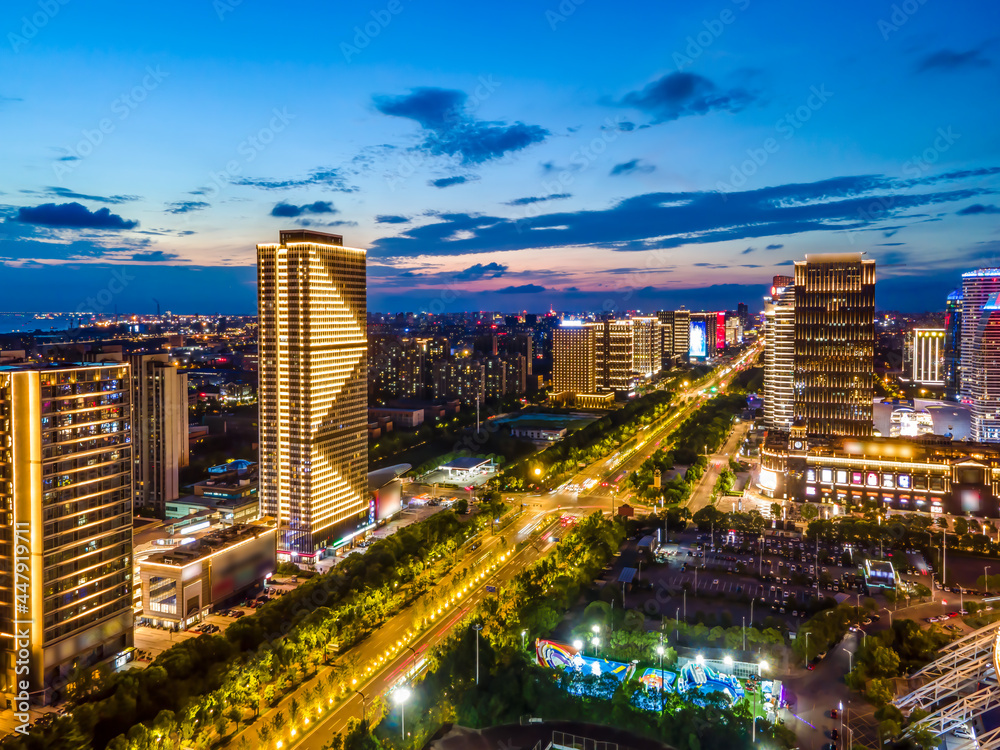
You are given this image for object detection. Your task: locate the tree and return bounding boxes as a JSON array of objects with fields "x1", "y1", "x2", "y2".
[
  {"x1": 954, "y1": 517, "x2": 969, "y2": 536},
  {"x1": 454, "y1": 498, "x2": 468, "y2": 514},
  {"x1": 867, "y1": 678, "x2": 895, "y2": 707},
  {"x1": 770, "y1": 502, "x2": 782, "y2": 519},
  {"x1": 800, "y1": 503, "x2": 818, "y2": 521},
  {"x1": 869, "y1": 646, "x2": 900, "y2": 678}
]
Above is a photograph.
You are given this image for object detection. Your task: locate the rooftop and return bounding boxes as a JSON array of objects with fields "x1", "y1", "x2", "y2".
[
  {"x1": 144, "y1": 522, "x2": 275, "y2": 567},
  {"x1": 441, "y1": 456, "x2": 492, "y2": 471}
]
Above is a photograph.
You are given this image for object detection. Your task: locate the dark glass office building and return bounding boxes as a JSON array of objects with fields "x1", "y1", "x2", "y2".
[
  {"x1": 792, "y1": 253, "x2": 876, "y2": 437},
  {"x1": 944, "y1": 287, "x2": 963, "y2": 401}
]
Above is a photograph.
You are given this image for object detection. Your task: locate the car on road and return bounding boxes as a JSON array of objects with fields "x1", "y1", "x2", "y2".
[{"x1": 830, "y1": 708, "x2": 838, "y2": 719}]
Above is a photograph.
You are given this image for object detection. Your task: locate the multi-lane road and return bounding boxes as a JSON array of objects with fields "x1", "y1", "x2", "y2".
[{"x1": 254, "y1": 348, "x2": 762, "y2": 750}]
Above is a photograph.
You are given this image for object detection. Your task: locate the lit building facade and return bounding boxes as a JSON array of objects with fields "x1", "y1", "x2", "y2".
[
  {"x1": 970, "y1": 294, "x2": 1000, "y2": 443},
  {"x1": 257, "y1": 230, "x2": 368, "y2": 559},
  {"x1": 596, "y1": 319, "x2": 636, "y2": 394},
  {"x1": 431, "y1": 360, "x2": 485, "y2": 404},
  {"x1": 759, "y1": 430, "x2": 1000, "y2": 519},
  {"x1": 763, "y1": 275, "x2": 795, "y2": 431},
  {"x1": 0, "y1": 363, "x2": 134, "y2": 702},
  {"x1": 910, "y1": 328, "x2": 945, "y2": 385},
  {"x1": 552, "y1": 322, "x2": 597, "y2": 395},
  {"x1": 961, "y1": 269, "x2": 1000, "y2": 400},
  {"x1": 631, "y1": 316, "x2": 662, "y2": 380},
  {"x1": 130, "y1": 354, "x2": 188, "y2": 517},
  {"x1": 792, "y1": 253, "x2": 876, "y2": 437}
]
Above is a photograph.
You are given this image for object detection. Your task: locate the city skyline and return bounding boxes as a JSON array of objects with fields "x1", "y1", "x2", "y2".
[{"x1": 2, "y1": 1, "x2": 1000, "y2": 314}]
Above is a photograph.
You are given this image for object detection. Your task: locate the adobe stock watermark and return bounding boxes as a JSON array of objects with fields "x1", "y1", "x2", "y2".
[
  {"x1": 877, "y1": 0, "x2": 930, "y2": 41},
  {"x1": 341, "y1": 0, "x2": 405, "y2": 63},
  {"x1": 384, "y1": 75, "x2": 499, "y2": 192},
  {"x1": 512, "y1": 114, "x2": 632, "y2": 232},
  {"x1": 546, "y1": 0, "x2": 585, "y2": 31},
  {"x1": 53, "y1": 66, "x2": 169, "y2": 181},
  {"x1": 213, "y1": 0, "x2": 242, "y2": 21},
  {"x1": 848, "y1": 126, "x2": 959, "y2": 243},
  {"x1": 74, "y1": 268, "x2": 136, "y2": 315},
  {"x1": 195, "y1": 107, "x2": 296, "y2": 198},
  {"x1": 12, "y1": 520, "x2": 32, "y2": 735},
  {"x1": 672, "y1": 0, "x2": 751, "y2": 70},
  {"x1": 715, "y1": 84, "x2": 832, "y2": 195},
  {"x1": 7, "y1": 0, "x2": 70, "y2": 52}
]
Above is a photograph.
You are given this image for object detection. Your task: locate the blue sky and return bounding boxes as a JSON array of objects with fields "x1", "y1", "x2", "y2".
[{"x1": 1, "y1": 0, "x2": 999, "y2": 314}]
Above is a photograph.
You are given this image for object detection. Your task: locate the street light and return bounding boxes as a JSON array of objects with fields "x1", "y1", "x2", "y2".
[
  {"x1": 723, "y1": 655, "x2": 733, "y2": 668},
  {"x1": 842, "y1": 647, "x2": 853, "y2": 672},
  {"x1": 473, "y1": 623, "x2": 484, "y2": 684},
  {"x1": 521, "y1": 629, "x2": 527, "y2": 651},
  {"x1": 572, "y1": 639, "x2": 583, "y2": 652},
  {"x1": 394, "y1": 686, "x2": 411, "y2": 740},
  {"x1": 591, "y1": 636, "x2": 601, "y2": 656},
  {"x1": 985, "y1": 565, "x2": 991, "y2": 596}
]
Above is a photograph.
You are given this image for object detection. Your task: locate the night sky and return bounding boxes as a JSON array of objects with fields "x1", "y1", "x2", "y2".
[{"x1": 2, "y1": 0, "x2": 999, "y2": 314}]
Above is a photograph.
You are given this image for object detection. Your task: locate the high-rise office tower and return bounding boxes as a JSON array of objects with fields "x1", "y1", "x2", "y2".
[
  {"x1": 763, "y1": 276, "x2": 795, "y2": 431},
  {"x1": 552, "y1": 322, "x2": 597, "y2": 394},
  {"x1": 961, "y1": 269, "x2": 1000, "y2": 400},
  {"x1": 910, "y1": 329, "x2": 945, "y2": 385},
  {"x1": 672, "y1": 309, "x2": 691, "y2": 359},
  {"x1": 970, "y1": 293, "x2": 1000, "y2": 442},
  {"x1": 689, "y1": 312, "x2": 719, "y2": 360},
  {"x1": 596, "y1": 319, "x2": 636, "y2": 394},
  {"x1": 655, "y1": 311, "x2": 676, "y2": 369},
  {"x1": 737, "y1": 302, "x2": 749, "y2": 328},
  {"x1": 944, "y1": 288, "x2": 963, "y2": 400},
  {"x1": 0, "y1": 363, "x2": 134, "y2": 701},
  {"x1": 257, "y1": 230, "x2": 368, "y2": 559},
  {"x1": 792, "y1": 253, "x2": 876, "y2": 437},
  {"x1": 130, "y1": 353, "x2": 188, "y2": 517},
  {"x1": 631, "y1": 316, "x2": 662, "y2": 380}
]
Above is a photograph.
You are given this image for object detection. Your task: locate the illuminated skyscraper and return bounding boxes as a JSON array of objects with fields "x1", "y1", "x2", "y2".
[
  {"x1": 130, "y1": 353, "x2": 188, "y2": 517},
  {"x1": 630, "y1": 316, "x2": 662, "y2": 380},
  {"x1": 257, "y1": 230, "x2": 368, "y2": 559},
  {"x1": 792, "y1": 253, "x2": 876, "y2": 437},
  {"x1": 552, "y1": 321, "x2": 597, "y2": 394},
  {"x1": 970, "y1": 294, "x2": 1000, "y2": 442},
  {"x1": 960, "y1": 269, "x2": 1000, "y2": 400},
  {"x1": 0, "y1": 362, "x2": 134, "y2": 702},
  {"x1": 763, "y1": 275, "x2": 795, "y2": 431}
]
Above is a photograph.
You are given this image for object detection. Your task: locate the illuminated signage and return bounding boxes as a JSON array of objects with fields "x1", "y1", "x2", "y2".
[
  {"x1": 689, "y1": 321, "x2": 707, "y2": 359},
  {"x1": 820, "y1": 468, "x2": 833, "y2": 483},
  {"x1": 897, "y1": 474, "x2": 911, "y2": 489},
  {"x1": 805, "y1": 486, "x2": 817, "y2": 496},
  {"x1": 806, "y1": 468, "x2": 816, "y2": 483},
  {"x1": 882, "y1": 474, "x2": 894, "y2": 489},
  {"x1": 836, "y1": 470, "x2": 848, "y2": 484},
  {"x1": 866, "y1": 472, "x2": 878, "y2": 487},
  {"x1": 852, "y1": 472, "x2": 863, "y2": 485}
]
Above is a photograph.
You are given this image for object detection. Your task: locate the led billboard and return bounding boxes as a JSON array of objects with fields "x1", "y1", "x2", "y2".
[{"x1": 689, "y1": 321, "x2": 707, "y2": 359}]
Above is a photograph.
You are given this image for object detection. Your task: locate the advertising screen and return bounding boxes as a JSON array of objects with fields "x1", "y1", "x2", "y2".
[
  {"x1": 716, "y1": 312, "x2": 726, "y2": 350},
  {"x1": 852, "y1": 471, "x2": 863, "y2": 485},
  {"x1": 820, "y1": 468, "x2": 833, "y2": 483},
  {"x1": 758, "y1": 468, "x2": 778, "y2": 491},
  {"x1": 689, "y1": 321, "x2": 707, "y2": 359}
]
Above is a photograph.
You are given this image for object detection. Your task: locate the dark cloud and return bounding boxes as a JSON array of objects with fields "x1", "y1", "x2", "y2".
[
  {"x1": 958, "y1": 203, "x2": 1000, "y2": 215},
  {"x1": 295, "y1": 219, "x2": 357, "y2": 228},
  {"x1": 505, "y1": 193, "x2": 572, "y2": 206},
  {"x1": 741, "y1": 246, "x2": 756, "y2": 255},
  {"x1": 375, "y1": 214, "x2": 411, "y2": 224},
  {"x1": 739, "y1": 264, "x2": 762, "y2": 268},
  {"x1": 455, "y1": 262, "x2": 507, "y2": 280},
  {"x1": 231, "y1": 167, "x2": 357, "y2": 192},
  {"x1": 429, "y1": 176, "x2": 473, "y2": 189},
  {"x1": 24, "y1": 187, "x2": 140, "y2": 204},
  {"x1": 370, "y1": 172, "x2": 991, "y2": 260},
  {"x1": 775, "y1": 260, "x2": 795, "y2": 266},
  {"x1": 610, "y1": 159, "x2": 656, "y2": 176},
  {"x1": 766, "y1": 243, "x2": 784, "y2": 250},
  {"x1": 618, "y1": 72, "x2": 756, "y2": 124},
  {"x1": 915, "y1": 47, "x2": 990, "y2": 73},
  {"x1": 270, "y1": 201, "x2": 337, "y2": 218},
  {"x1": 13, "y1": 202, "x2": 138, "y2": 230},
  {"x1": 373, "y1": 87, "x2": 549, "y2": 165},
  {"x1": 166, "y1": 200, "x2": 209, "y2": 214},
  {"x1": 132, "y1": 251, "x2": 181, "y2": 262},
  {"x1": 496, "y1": 284, "x2": 546, "y2": 294}
]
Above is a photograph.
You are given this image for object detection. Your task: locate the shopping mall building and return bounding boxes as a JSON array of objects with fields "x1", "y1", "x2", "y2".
[{"x1": 758, "y1": 425, "x2": 1000, "y2": 518}]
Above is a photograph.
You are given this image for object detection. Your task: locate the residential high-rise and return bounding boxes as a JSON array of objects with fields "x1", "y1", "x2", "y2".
[
  {"x1": 944, "y1": 288, "x2": 963, "y2": 400},
  {"x1": 0, "y1": 362, "x2": 134, "y2": 702},
  {"x1": 970, "y1": 293, "x2": 1000, "y2": 442},
  {"x1": 672, "y1": 309, "x2": 691, "y2": 359},
  {"x1": 792, "y1": 253, "x2": 876, "y2": 437},
  {"x1": 552, "y1": 321, "x2": 597, "y2": 394},
  {"x1": 130, "y1": 353, "x2": 188, "y2": 517},
  {"x1": 655, "y1": 310, "x2": 675, "y2": 369},
  {"x1": 257, "y1": 230, "x2": 368, "y2": 559},
  {"x1": 961, "y1": 269, "x2": 1000, "y2": 400},
  {"x1": 910, "y1": 329, "x2": 945, "y2": 385},
  {"x1": 431, "y1": 359, "x2": 484, "y2": 404},
  {"x1": 763, "y1": 276, "x2": 795, "y2": 431}
]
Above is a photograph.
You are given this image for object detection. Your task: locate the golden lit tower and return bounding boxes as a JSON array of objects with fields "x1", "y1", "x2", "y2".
[
  {"x1": 257, "y1": 231, "x2": 368, "y2": 560},
  {"x1": 0, "y1": 362, "x2": 134, "y2": 703}
]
